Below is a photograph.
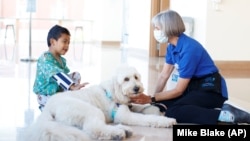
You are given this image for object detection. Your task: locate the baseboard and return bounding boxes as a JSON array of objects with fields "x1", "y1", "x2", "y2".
[
  {"x1": 101, "y1": 41, "x2": 120, "y2": 47},
  {"x1": 215, "y1": 61, "x2": 250, "y2": 78}
]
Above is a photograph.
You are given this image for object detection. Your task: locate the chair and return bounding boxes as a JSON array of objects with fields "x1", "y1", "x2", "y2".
[
  {"x1": 73, "y1": 25, "x2": 84, "y2": 61},
  {"x1": 3, "y1": 23, "x2": 16, "y2": 61}
]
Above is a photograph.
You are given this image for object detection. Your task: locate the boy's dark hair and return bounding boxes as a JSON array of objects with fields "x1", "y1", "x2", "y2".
[{"x1": 47, "y1": 25, "x2": 71, "y2": 47}]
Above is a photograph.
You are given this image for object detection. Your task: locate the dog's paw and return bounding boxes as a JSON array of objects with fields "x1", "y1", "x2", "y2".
[
  {"x1": 108, "y1": 125, "x2": 133, "y2": 140},
  {"x1": 148, "y1": 116, "x2": 177, "y2": 128},
  {"x1": 115, "y1": 124, "x2": 133, "y2": 138},
  {"x1": 164, "y1": 117, "x2": 177, "y2": 128},
  {"x1": 93, "y1": 124, "x2": 131, "y2": 140}
]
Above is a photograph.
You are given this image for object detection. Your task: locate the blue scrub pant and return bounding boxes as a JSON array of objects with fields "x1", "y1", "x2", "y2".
[{"x1": 158, "y1": 90, "x2": 227, "y2": 124}]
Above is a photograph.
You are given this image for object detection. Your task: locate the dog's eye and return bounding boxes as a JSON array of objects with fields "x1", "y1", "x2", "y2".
[
  {"x1": 134, "y1": 75, "x2": 138, "y2": 80},
  {"x1": 124, "y1": 77, "x2": 129, "y2": 81}
]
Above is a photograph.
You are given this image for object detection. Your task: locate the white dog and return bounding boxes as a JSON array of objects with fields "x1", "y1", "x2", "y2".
[{"x1": 23, "y1": 65, "x2": 176, "y2": 141}]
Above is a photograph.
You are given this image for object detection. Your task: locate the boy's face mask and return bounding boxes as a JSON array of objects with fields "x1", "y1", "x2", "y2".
[{"x1": 153, "y1": 30, "x2": 168, "y2": 43}]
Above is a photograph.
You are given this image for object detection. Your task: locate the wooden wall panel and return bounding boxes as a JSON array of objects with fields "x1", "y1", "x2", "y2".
[{"x1": 149, "y1": 0, "x2": 169, "y2": 57}]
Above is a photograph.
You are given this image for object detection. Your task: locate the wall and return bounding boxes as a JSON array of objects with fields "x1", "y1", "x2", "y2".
[
  {"x1": 170, "y1": 0, "x2": 250, "y2": 61},
  {"x1": 206, "y1": 0, "x2": 250, "y2": 60},
  {"x1": 125, "y1": 0, "x2": 151, "y2": 51},
  {"x1": 100, "y1": 0, "x2": 151, "y2": 52},
  {"x1": 2, "y1": 0, "x2": 249, "y2": 60},
  {"x1": 101, "y1": 0, "x2": 123, "y2": 42},
  {"x1": 170, "y1": 0, "x2": 207, "y2": 46}
]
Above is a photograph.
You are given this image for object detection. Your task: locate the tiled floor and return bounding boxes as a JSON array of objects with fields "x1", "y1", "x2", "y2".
[{"x1": 0, "y1": 41, "x2": 250, "y2": 141}]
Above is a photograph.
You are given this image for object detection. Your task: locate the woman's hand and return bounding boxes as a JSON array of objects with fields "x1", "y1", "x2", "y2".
[
  {"x1": 70, "y1": 82, "x2": 89, "y2": 90},
  {"x1": 129, "y1": 93, "x2": 152, "y2": 104}
]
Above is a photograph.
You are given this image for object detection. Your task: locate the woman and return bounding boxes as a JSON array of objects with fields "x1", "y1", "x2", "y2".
[{"x1": 130, "y1": 10, "x2": 250, "y2": 124}]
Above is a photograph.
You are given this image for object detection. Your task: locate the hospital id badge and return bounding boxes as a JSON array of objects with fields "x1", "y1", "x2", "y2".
[{"x1": 171, "y1": 73, "x2": 179, "y2": 82}]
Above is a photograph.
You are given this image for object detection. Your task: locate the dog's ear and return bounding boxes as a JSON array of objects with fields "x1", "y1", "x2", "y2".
[
  {"x1": 114, "y1": 65, "x2": 140, "y2": 83},
  {"x1": 113, "y1": 77, "x2": 122, "y2": 95},
  {"x1": 113, "y1": 65, "x2": 128, "y2": 84}
]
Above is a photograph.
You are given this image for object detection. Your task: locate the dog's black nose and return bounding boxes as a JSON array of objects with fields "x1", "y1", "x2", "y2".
[{"x1": 133, "y1": 86, "x2": 140, "y2": 93}]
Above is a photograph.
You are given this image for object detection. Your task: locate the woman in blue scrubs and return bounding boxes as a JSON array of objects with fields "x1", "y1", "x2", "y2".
[{"x1": 130, "y1": 10, "x2": 250, "y2": 125}]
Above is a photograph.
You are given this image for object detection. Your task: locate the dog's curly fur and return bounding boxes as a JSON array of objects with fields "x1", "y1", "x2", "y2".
[{"x1": 23, "y1": 65, "x2": 176, "y2": 141}]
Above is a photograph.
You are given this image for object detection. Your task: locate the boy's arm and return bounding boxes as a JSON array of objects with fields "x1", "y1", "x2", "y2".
[{"x1": 52, "y1": 72, "x2": 74, "y2": 91}]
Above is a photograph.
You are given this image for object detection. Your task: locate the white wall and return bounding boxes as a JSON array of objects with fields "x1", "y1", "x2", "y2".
[
  {"x1": 170, "y1": 0, "x2": 250, "y2": 61},
  {"x1": 101, "y1": 0, "x2": 123, "y2": 41},
  {"x1": 100, "y1": 0, "x2": 250, "y2": 60},
  {"x1": 125, "y1": 0, "x2": 151, "y2": 50},
  {"x1": 82, "y1": 0, "x2": 103, "y2": 41},
  {"x1": 206, "y1": 0, "x2": 250, "y2": 60},
  {"x1": 170, "y1": 0, "x2": 207, "y2": 47},
  {"x1": 100, "y1": 0, "x2": 151, "y2": 52}
]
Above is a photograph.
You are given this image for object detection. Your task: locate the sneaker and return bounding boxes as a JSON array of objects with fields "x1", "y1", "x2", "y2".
[
  {"x1": 39, "y1": 105, "x2": 44, "y2": 112},
  {"x1": 221, "y1": 104, "x2": 250, "y2": 124},
  {"x1": 152, "y1": 103, "x2": 167, "y2": 113}
]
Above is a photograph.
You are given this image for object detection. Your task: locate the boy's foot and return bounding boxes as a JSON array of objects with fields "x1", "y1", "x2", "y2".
[{"x1": 39, "y1": 105, "x2": 44, "y2": 112}]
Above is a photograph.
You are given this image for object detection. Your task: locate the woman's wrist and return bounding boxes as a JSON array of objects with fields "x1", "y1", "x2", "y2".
[{"x1": 150, "y1": 96, "x2": 156, "y2": 104}]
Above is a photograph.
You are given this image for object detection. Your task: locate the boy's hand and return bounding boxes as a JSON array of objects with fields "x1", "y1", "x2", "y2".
[{"x1": 70, "y1": 82, "x2": 89, "y2": 90}]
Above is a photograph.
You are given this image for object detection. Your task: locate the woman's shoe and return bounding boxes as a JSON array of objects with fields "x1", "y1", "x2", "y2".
[{"x1": 221, "y1": 104, "x2": 250, "y2": 124}]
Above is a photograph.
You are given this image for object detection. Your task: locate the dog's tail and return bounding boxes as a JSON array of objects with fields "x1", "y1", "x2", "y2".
[{"x1": 21, "y1": 111, "x2": 91, "y2": 141}]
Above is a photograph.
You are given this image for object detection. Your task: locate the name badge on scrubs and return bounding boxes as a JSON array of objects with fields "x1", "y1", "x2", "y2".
[
  {"x1": 172, "y1": 73, "x2": 179, "y2": 82},
  {"x1": 166, "y1": 64, "x2": 179, "y2": 90}
]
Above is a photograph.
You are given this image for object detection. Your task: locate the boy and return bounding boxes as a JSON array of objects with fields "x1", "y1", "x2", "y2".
[{"x1": 33, "y1": 25, "x2": 89, "y2": 111}]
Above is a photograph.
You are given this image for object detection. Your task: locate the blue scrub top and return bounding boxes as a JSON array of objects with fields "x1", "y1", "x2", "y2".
[{"x1": 165, "y1": 33, "x2": 228, "y2": 99}]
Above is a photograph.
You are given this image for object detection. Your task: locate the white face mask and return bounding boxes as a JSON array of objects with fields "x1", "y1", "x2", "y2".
[{"x1": 153, "y1": 30, "x2": 168, "y2": 43}]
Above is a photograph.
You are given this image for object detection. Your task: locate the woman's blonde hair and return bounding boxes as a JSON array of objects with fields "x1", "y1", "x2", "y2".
[{"x1": 152, "y1": 9, "x2": 185, "y2": 37}]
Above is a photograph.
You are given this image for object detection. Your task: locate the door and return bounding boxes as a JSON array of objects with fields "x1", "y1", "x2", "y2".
[{"x1": 149, "y1": 0, "x2": 170, "y2": 57}]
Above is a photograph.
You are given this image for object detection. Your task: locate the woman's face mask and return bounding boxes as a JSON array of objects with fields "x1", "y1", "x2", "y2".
[{"x1": 153, "y1": 30, "x2": 168, "y2": 43}]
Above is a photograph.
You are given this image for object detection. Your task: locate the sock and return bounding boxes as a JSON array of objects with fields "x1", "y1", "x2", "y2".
[{"x1": 218, "y1": 110, "x2": 235, "y2": 122}]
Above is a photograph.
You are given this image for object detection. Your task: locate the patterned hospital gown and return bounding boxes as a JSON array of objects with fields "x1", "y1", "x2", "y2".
[{"x1": 33, "y1": 51, "x2": 70, "y2": 96}]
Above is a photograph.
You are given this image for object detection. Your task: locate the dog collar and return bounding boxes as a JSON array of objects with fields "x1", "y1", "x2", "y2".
[
  {"x1": 105, "y1": 90, "x2": 113, "y2": 100},
  {"x1": 104, "y1": 90, "x2": 120, "y2": 120}
]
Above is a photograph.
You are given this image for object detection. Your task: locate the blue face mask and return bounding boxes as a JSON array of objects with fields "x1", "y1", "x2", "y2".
[{"x1": 153, "y1": 30, "x2": 168, "y2": 43}]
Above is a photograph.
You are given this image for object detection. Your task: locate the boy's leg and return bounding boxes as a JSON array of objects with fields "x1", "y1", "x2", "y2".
[{"x1": 37, "y1": 95, "x2": 51, "y2": 111}]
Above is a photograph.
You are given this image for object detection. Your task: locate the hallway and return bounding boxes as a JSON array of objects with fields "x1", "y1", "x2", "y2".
[{"x1": 0, "y1": 42, "x2": 250, "y2": 141}]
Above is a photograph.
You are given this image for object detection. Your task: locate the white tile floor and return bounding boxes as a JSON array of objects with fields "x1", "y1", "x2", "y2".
[{"x1": 0, "y1": 42, "x2": 250, "y2": 141}]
